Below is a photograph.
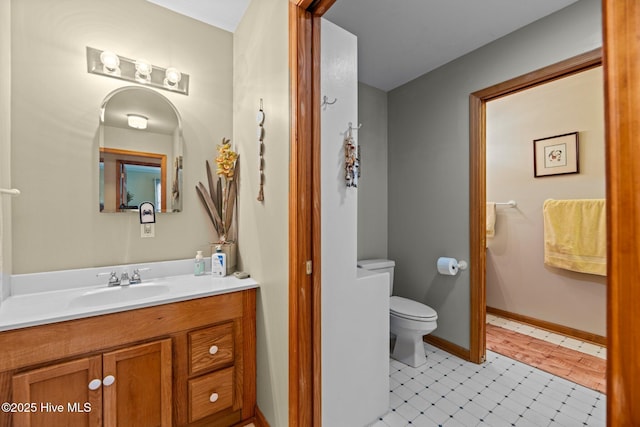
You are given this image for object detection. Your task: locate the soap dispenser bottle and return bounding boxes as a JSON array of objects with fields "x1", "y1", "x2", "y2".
[
  {"x1": 212, "y1": 245, "x2": 227, "y2": 277},
  {"x1": 194, "y1": 250, "x2": 205, "y2": 276}
]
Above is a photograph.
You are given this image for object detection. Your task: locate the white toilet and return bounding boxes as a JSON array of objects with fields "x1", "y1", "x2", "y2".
[{"x1": 357, "y1": 259, "x2": 438, "y2": 367}]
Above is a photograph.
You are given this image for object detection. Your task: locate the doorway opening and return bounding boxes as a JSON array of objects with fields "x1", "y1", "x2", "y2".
[
  {"x1": 468, "y1": 48, "x2": 602, "y2": 365},
  {"x1": 483, "y1": 64, "x2": 606, "y2": 393}
]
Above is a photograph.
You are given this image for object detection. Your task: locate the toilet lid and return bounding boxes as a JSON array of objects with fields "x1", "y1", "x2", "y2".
[{"x1": 390, "y1": 296, "x2": 438, "y2": 320}]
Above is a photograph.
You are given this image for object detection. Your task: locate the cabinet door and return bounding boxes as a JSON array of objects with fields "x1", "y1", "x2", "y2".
[
  {"x1": 102, "y1": 339, "x2": 172, "y2": 427},
  {"x1": 12, "y1": 356, "x2": 102, "y2": 427}
]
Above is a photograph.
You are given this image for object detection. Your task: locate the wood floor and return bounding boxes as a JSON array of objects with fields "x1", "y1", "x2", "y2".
[{"x1": 486, "y1": 323, "x2": 606, "y2": 394}]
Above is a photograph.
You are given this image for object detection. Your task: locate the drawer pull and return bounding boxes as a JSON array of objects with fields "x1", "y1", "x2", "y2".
[
  {"x1": 103, "y1": 375, "x2": 115, "y2": 386},
  {"x1": 209, "y1": 345, "x2": 219, "y2": 355},
  {"x1": 88, "y1": 379, "x2": 102, "y2": 390},
  {"x1": 209, "y1": 393, "x2": 219, "y2": 403}
]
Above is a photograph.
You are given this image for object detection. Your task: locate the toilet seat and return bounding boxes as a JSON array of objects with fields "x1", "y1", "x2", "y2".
[{"x1": 390, "y1": 296, "x2": 438, "y2": 322}]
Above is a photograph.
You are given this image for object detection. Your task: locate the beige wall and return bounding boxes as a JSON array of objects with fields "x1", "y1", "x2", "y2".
[
  {"x1": 233, "y1": 0, "x2": 289, "y2": 425},
  {"x1": 10, "y1": 0, "x2": 233, "y2": 273},
  {"x1": 1, "y1": 0, "x2": 11, "y2": 299},
  {"x1": 486, "y1": 67, "x2": 606, "y2": 335},
  {"x1": 9, "y1": 0, "x2": 291, "y2": 422}
]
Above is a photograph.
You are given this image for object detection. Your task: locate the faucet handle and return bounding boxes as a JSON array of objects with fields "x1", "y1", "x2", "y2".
[
  {"x1": 130, "y1": 269, "x2": 141, "y2": 284},
  {"x1": 129, "y1": 267, "x2": 150, "y2": 285},
  {"x1": 97, "y1": 271, "x2": 120, "y2": 287}
]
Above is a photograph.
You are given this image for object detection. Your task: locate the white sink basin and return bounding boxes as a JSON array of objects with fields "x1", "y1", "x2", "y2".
[{"x1": 68, "y1": 283, "x2": 170, "y2": 308}]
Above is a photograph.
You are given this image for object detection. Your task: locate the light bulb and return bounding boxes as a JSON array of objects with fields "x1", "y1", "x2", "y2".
[
  {"x1": 165, "y1": 67, "x2": 182, "y2": 87},
  {"x1": 100, "y1": 51, "x2": 120, "y2": 72},
  {"x1": 135, "y1": 59, "x2": 152, "y2": 82}
]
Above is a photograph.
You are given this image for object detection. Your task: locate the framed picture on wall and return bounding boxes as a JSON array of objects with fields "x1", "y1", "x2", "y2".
[{"x1": 533, "y1": 132, "x2": 579, "y2": 177}]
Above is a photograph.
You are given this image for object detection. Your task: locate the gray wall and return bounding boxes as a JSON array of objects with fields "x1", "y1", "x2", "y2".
[
  {"x1": 357, "y1": 82, "x2": 388, "y2": 261},
  {"x1": 387, "y1": 0, "x2": 602, "y2": 349}
]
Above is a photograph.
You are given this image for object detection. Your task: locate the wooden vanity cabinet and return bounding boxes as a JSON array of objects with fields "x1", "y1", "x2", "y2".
[
  {"x1": 12, "y1": 356, "x2": 103, "y2": 427},
  {"x1": 12, "y1": 339, "x2": 172, "y2": 427},
  {"x1": 103, "y1": 340, "x2": 173, "y2": 426},
  {"x1": 0, "y1": 289, "x2": 256, "y2": 427}
]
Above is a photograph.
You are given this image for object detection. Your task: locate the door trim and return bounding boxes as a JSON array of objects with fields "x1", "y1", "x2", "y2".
[
  {"x1": 289, "y1": 1, "x2": 335, "y2": 426},
  {"x1": 468, "y1": 48, "x2": 602, "y2": 364},
  {"x1": 602, "y1": 1, "x2": 640, "y2": 423}
]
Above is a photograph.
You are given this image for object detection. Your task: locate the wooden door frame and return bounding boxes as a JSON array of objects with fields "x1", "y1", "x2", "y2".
[
  {"x1": 289, "y1": 1, "x2": 335, "y2": 426},
  {"x1": 468, "y1": 49, "x2": 602, "y2": 364},
  {"x1": 100, "y1": 147, "x2": 167, "y2": 212},
  {"x1": 602, "y1": 1, "x2": 640, "y2": 424}
]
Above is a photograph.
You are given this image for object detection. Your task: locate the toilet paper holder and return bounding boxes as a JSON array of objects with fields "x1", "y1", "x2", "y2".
[{"x1": 436, "y1": 257, "x2": 468, "y2": 275}]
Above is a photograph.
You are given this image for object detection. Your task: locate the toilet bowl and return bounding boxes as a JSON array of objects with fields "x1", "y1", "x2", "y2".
[
  {"x1": 390, "y1": 296, "x2": 437, "y2": 367},
  {"x1": 357, "y1": 259, "x2": 438, "y2": 368}
]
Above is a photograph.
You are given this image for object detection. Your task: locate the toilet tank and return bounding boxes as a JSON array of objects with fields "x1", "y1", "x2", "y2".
[{"x1": 357, "y1": 259, "x2": 395, "y2": 296}]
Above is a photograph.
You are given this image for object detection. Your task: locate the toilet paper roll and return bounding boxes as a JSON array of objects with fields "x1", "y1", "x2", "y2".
[{"x1": 437, "y1": 257, "x2": 459, "y2": 276}]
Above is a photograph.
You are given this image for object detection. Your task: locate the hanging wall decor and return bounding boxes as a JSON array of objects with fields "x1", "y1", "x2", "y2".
[
  {"x1": 533, "y1": 131, "x2": 579, "y2": 177},
  {"x1": 344, "y1": 123, "x2": 361, "y2": 188},
  {"x1": 257, "y1": 99, "x2": 266, "y2": 201}
]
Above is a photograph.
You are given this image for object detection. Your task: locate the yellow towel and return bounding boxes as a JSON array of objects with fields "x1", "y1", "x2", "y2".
[
  {"x1": 486, "y1": 202, "x2": 496, "y2": 239},
  {"x1": 543, "y1": 199, "x2": 606, "y2": 276}
]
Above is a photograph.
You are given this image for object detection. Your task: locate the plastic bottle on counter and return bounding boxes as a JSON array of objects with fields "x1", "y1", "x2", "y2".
[
  {"x1": 194, "y1": 250, "x2": 205, "y2": 276},
  {"x1": 211, "y1": 245, "x2": 227, "y2": 277}
]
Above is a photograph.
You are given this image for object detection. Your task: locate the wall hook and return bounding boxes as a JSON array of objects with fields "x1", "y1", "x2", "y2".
[
  {"x1": 0, "y1": 188, "x2": 20, "y2": 196},
  {"x1": 348, "y1": 122, "x2": 362, "y2": 132},
  {"x1": 321, "y1": 95, "x2": 338, "y2": 107}
]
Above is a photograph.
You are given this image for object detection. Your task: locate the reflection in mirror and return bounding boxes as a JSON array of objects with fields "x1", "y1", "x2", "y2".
[{"x1": 99, "y1": 86, "x2": 183, "y2": 213}]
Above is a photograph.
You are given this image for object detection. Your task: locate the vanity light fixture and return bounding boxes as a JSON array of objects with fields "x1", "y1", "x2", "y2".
[
  {"x1": 127, "y1": 114, "x2": 148, "y2": 130},
  {"x1": 87, "y1": 47, "x2": 189, "y2": 95}
]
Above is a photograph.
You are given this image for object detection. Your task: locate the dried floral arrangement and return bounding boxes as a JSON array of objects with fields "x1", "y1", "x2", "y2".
[{"x1": 196, "y1": 138, "x2": 239, "y2": 244}]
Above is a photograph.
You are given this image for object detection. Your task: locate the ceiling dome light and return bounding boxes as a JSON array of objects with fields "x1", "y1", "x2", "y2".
[
  {"x1": 164, "y1": 67, "x2": 182, "y2": 87},
  {"x1": 127, "y1": 114, "x2": 148, "y2": 130},
  {"x1": 135, "y1": 59, "x2": 152, "y2": 82},
  {"x1": 100, "y1": 51, "x2": 120, "y2": 73}
]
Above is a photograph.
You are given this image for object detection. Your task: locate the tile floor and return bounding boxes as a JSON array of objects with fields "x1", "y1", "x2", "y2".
[
  {"x1": 486, "y1": 314, "x2": 606, "y2": 360},
  {"x1": 370, "y1": 343, "x2": 606, "y2": 427}
]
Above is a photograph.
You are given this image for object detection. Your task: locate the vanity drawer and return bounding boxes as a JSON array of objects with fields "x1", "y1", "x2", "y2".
[
  {"x1": 189, "y1": 322, "x2": 234, "y2": 375},
  {"x1": 188, "y1": 367, "x2": 234, "y2": 422}
]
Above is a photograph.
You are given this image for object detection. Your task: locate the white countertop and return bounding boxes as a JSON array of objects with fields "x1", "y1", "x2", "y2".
[{"x1": 0, "y1": 260, "x2": 258, "y2": 332}]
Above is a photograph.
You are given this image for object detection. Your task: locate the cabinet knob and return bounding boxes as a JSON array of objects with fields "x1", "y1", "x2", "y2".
[
  {"x1": 209, "y1": 345, "x2": 219, "y2": 355},
  {"x1": 88, "y1": 379, "x2": 102, "y2": 390},
  {"x1": 209, "y1": 393, "x2": 219, "y2": 403},
  {"x1": 103, "y1": 375, "x2": 116, "y2": 386}
]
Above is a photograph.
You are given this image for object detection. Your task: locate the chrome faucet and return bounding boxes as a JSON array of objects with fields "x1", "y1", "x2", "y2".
[
  {"x1": 97, "y1": 267, "x2": 150, "y2": 287},
  {"x1": 97, "y1": 271, "x2": 121, "y2": 287},
  {"x1": 120, "y1": 272, "x2": 130, "y2": 286}
]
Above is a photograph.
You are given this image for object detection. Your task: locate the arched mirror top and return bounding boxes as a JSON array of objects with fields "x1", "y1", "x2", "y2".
[{"x1": 100, "y1": 86, "x2": 182, "y2": 135}]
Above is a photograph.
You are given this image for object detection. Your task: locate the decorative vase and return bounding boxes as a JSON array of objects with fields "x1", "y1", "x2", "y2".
[{"x1": 211, "y1": 242, "x2": 237, "y2": 276}]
